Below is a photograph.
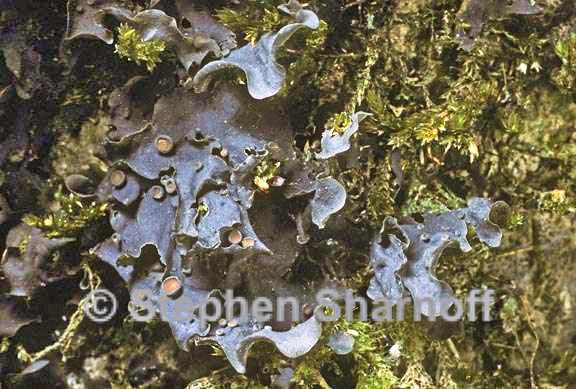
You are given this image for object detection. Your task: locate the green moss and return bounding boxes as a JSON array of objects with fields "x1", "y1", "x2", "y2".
[
  {"x1": 16, "y1": 233, "x2": 31, "y2": 255},
  {"x1": 115, "y1": 24, "x2": 166, "y2": 72},
  {"x1": 336, "y1": 321, "x2": 398, "y2": 389},
  {"x1": 403, "y1": 184, "x2": 466, "y2": 215},
  {"x1": 283, "y1": 19, "x2": 328, "y2": 89},
  {"x1": 0, "y1": 338, "x2": 10, "y2": 353},
  {"x1": 188, "y1": 373, "x2": 267, "y2": 389},
  {"x1": 216, "y1": 1, "x2": 288, "y2": 44},
  {"x1": 15, "y1": 344, "x2": 32, "y2": 364},
  {"x1": 197, "y1": 201, "x2": 209, "y2": 218},
  {"x1": 290, "y1": 308, "x2": 435, "y2": 389},
  {"x1": 506, "y1": 210, "x2": 526, "y2": 230},
  {"x1": 364, "y1": 165, "x2": 395, "y2": 221},
  {"x1": 552, "y1": 32, "x2": 576, "y2": 93},
  {"x1": 23, "y1": 188, "x2": 108, "y2": 238},
  {"x1": 51, "y1": 114, "x2": 109, "y2": 177},
  {"x1": 538, "y1": 189, "x2": 574, "y2": 214},
  {"x1": 325, "y1": 112, "x2": 352, "y2": 135},
  {"x1": 253, "y1": 159, "x2": 280, "y2": 191}
]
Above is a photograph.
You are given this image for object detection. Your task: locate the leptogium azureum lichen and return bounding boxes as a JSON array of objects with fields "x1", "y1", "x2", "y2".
[{"x1": 3, "y1": 0, "x2": 575, "y2": 388}]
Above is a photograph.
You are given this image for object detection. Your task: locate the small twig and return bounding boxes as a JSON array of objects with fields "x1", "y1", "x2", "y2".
[
  {"x1": 496, "y1": 246, "x2": 534, "y2": 258},
  {"x1": 489, "y1": 342, "x2": 518, "y2": 350},
  {"x1": 446, "y1": 338, "x2": 461, "y2": 360},
  {"x1": 520, "y1": 294, "x2": 540, "y2": 389}
]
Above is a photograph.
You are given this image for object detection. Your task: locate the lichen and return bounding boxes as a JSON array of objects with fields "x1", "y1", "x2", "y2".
[{"x1": 2, "y1": 0, "x2": 576, "y2": 387}]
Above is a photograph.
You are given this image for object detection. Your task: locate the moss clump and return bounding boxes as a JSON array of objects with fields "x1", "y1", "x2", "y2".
[
  {"x1": 291, "y1": 313, "x2": 431, "y2": 389},
  {"x1": 197, "y1": 201, "x2": 209, "y2": 218},
  {"x1": 16, "y1": 232, "x2": 32, "y2": 255},
  {"x1": 23, "y1": 189, "x2": 108, "y2": 238},
  {"x1": 325, "y1": 112, "x2": 352, "y2": 135},
  {"x1": 0, "y1": 338, "x2": 10, "y2": 353},
  {"x1": 216, "y1": 2, "x2": 288, "y2": 45},
  {"x1": 253, "y1": 159, "x2": 280, "y2": 192},
  {"x1": 335, "y1": 321, "x2": 398, "y2": 389},
  {"x1": 115, "y1": 24, "x2": 166, "y2": 72},
  {"x1": 403, "y1": 182, "x2": 466, "y2": 215},
  {"x1": 52, "y1": 115, "x2": 109, "y2": 177},
  {"x1": 537, "y1": 189, "x2": 574, "y2": 213},
  {"x1": 553, "y1": 32, "x2": 576, "y2": 93}
]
